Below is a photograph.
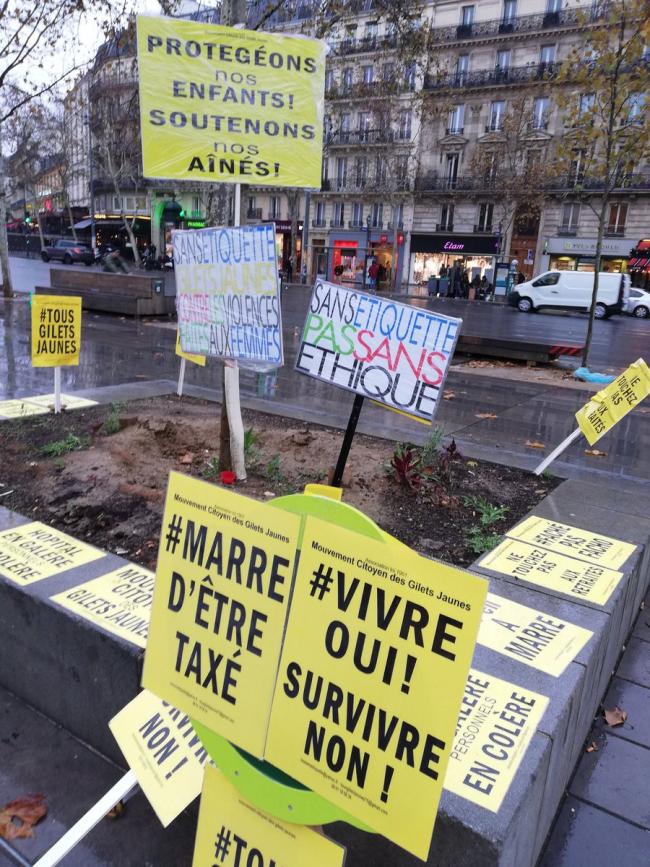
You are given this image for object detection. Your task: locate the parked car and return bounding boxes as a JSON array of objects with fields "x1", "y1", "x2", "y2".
[
  {"x1": 509, "y1": 271, "x2": 630, "y2": 319},
  {"x1": 41, "y1": 239, "x2": 94, "y2": 266},
  {"x1": 625, "y1": 288, "x2": 650, "y2": 319}
]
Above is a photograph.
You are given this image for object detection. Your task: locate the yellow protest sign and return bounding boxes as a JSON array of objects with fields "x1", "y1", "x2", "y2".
[
  {"x1": 480, "y1": 539, "x2": 623, "y2": 606},
  {"x1": 265, "y1": 518, "x2": 487, "y2": 860},
  {"x1": 142, "y1": 472, "x2": 300, "y2": 758},
  {"x1": 0, "y1": 522, "x2": 103, "y2": 585},
  {"x1": 136, "y1": 16, "x2": 325, "y2": 188},
  {"x1": 444, "y1": 669, "x2": 548, "y2": 812},
  {"x1": 109, "y1": 690, "x2": 210, "y2": 827},
  {"x1": 51, "y1": 564, "x2": 154, "y2": 648},
  {"x1": 0, "y1": 399, "x2": 49, "y2": 419},
  {"x1": 478, "y1": 592, "x2": 592, "y2": 677},
  {"x1": 24, "y1": 393, "x2": 97, "y2": 410},
  {"x1": 31, "y1": 295, "x2": 82, "y2": 367},
  {"x1": 575, "y1": 358, "x2": 650, "y2": 444},
  {"x1": 193, "y1": 766, "x2": 346, "y2": 867},
  {"x1": 507, "y1": 516, "x2": 636, "y2": 571},
  {"x1": 175, "y1": 330, "x2": 206, "y2": 367}
]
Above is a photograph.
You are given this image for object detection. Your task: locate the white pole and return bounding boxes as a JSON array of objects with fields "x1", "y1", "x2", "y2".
[
  {"x1": 33, "y1": 770, "x2": 137, "y2": 867},
  {"x1": 534, "y1": 428, "x2": 582, "y2": 475},
  {"x1": 225, "y1": 182, "x2": 247, "y2": 481},
  {"x1": 54, "y1": 366, "x2": 62, "y2": 413},
  {"x1": 177, "y1": 357, "x2": 186, "y2": 397}
]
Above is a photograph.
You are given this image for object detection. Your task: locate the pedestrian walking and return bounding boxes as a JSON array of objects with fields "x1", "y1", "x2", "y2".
[{"x1": 368, "y1": 260, "x2": 379, "y2": 291}]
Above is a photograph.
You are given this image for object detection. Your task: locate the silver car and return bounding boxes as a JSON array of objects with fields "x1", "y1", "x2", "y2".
[{"x1": 626, "y1": 288, "x2": 650, "y2": 319}]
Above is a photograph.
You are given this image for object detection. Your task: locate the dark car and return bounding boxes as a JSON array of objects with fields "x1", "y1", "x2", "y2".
[{"x1": 41, "y1": 239, "x2": 94, "y2": 266}]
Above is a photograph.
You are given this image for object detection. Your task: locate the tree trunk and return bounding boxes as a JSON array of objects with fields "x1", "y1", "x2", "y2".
[
  {"x1": 0, "y1": 157, "x2": 14, "y2": 296},
  {"x1": 67, "y1": 199, "x2": 78, "y2": 241},
  {"x1": 35, "y1": 210, "x2": 46, "y2": 250},
  {"x1": 123, "y1": 216, "x2": 140, "y2": 267},
  {"x1": 582, "y1": 205, "x2": 606, "y2": 368}
]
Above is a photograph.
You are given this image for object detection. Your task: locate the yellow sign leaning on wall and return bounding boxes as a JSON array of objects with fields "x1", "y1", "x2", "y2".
[
  {"x1": 31, "y1": 295, "x2": 82, "y2": 367},
  {"x1": 110, "y1": 689, "x2": 211, "y2": 827},
  {"x1": 136, "y1": 16, "x2": 325, "y2": 188},
  {"x1": 265, "y1": 518, "x2": 487, "y2": 860},
  {"x1": 193, "y1": 766, "x2": 346, "y2": 867},
  {"x1": 575, "y1": 357, "x2": 650, "y2": 445},
  {"x1": 142, "y1": 472, "x2": 301, "y2": 759}
]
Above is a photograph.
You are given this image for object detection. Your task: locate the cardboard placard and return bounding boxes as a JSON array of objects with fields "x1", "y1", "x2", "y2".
[
  {"x1": 174, "y1": 225, "x2": 283, "y2": 365},
  {"x1": 480, "y1": 539, "x2": 623, "y2": 606},
  {"x1": 192, "y1": 766, "x2": 346, "y2": 867},
  {"x1": 136, "y1": 16, "x2": 325, "y2": 188},
  {"x1": 478, "y1": 592, "x2": 592, "y2": 677},
  {"x1": 31, "y1": 295, "x2": 82, "y2": 367},
  {"x1": 142, "y1": 472, "x2": 300, "y2": 758},
  {"x1": 51, "y1": 564, "x2": 154, "y2": 648},
  {"x1": 575, "y1": 358, "x2": 650, "y2": 444},
  {"x1": 0, "y1": 522, "x2": 103, "y2": 585},
  {"x1": 507, "y1": 516, "x2": 636, "y2": 571},
  {"x1": 109, "y1": 690, "x2": 210, "y2": 827},
  {"x1": 24, "y1": 393, "x2": 97, "y2": 410},
  {"x1": 443, "y1": 669, "x2": 548, "y2": 812},
  {"x1": 0, "y1": 399, "x2": 49, "y2": 419},
  {"x1": 175, "y1": 330, "x2": 206, "y2": 367},
  {"x1": 296, "y1": 281, "x2": 461, "y2": 421},
  {"x1": 265, "y1": 518, "x2": 487, "y2": 859}
]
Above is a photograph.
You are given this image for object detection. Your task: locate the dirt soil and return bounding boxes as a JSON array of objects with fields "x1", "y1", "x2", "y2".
[{"x1": 0, "y1": 396, "x2": 559, "y2": 570}]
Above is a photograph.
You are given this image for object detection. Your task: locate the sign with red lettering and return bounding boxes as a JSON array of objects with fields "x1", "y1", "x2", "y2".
[{"x1": 296, "y1": 281, "x2": 461, "y2": 421}]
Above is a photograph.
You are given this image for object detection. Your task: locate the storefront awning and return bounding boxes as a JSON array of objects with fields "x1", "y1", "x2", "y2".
[{"x1": 73, "y1": 218, "x2": 93, "y2": 229}]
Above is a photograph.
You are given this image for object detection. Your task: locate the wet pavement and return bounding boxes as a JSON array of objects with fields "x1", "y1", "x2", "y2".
[{"x1": 1, "y1": 289, "x2": 648, "y2": 488}]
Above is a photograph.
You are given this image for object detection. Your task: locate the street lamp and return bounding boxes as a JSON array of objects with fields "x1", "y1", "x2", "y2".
[{"x1": 363, "y1": 214, "x2": 372, "y2": 292}]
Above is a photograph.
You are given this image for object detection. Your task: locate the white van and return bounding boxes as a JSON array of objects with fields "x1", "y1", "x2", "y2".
[{"x1": 510, "y1": 271, "x2": 630, "y2": 318}]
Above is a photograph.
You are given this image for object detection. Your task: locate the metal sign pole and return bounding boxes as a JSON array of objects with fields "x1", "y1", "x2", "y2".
[{"x1": 331, "y1": 395, "x2": 365, "y2": 487}]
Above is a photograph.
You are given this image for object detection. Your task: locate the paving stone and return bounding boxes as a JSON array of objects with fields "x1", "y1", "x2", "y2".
[
  {"x1": 556, "y1": 479, "x2": 650, "y2": 521},
  {"x1": 633, "y1": 596, "x2": 650, "y2": 643},
  {"x1": 539, "y1": 795, "x2": 650, "y2": 867},
  {"x1": 570, "y1": 734, "x2": 650, "y2": 830},
  {"x1": 616, "y1": 636, "x2": 650, "y2": 688},
  {"x1": 602, "y1": 677, "x2": 650, "y2": 750}
]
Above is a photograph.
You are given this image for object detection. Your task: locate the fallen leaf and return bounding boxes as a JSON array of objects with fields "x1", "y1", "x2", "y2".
[
  {"x1": 107, "y1": 800, "x2": 126, "y2": 820},
  {"x1": 585, "y1": 448, "x2": 608, "y2": 458},
  {"x1": 443, "y1": 390, "x2": 455, "y2": 400},
  {"x1": 0, "y1": 794, "x2": 47, "y2": 841},
  {"x1": 179, "y1": 452, "x2": 195, "y2": 465},
  {"x1": 525, "y1": 440, "x2": 546, "y2": 449},
  {"x1": 604, "y1": 706, "x2": 627, "y2": 727},
  {"x1": 475, "y1": 413, "x2": 498, "y2": 419},
  {"x1": 639, "y1": 408, "x2": 650, "y2": 414},
  {"x1": 466, "y1": 460, "x2": 478, "y2": 467},
  {"x1": 586, "y1": 741, "x2": 599, "y2": 753}
]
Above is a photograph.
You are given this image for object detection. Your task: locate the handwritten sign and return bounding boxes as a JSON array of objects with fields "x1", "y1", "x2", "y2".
[
  {"x1": 265, "y1": 519, "x2": 486, "y2": 859},
  {"x1": 31, "y1": 295, "x2": 82, "y2": 367},
  {"x1": 575, "y1": 358, "x2": 650, "y2": 444},
  {"x1": 137, "y1": 16, "x2": 325, "y2": 188},
  {"x1": 142, "y1": 473, "x2": 300, "y2": 758},
  {"x1": 174, "y1": 225, "x2": 283, "y2": 365},
  {"x1": 296, "y1": 281, "x2": 461, "y2": 421}
]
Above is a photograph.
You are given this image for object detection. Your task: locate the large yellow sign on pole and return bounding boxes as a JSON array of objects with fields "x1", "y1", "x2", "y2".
[
  {"x1": 136, "y1": 16, "x2": 325, "y2": 188},
  {"x1": 575, "y1": 357, "x2": 650, "y2": 445},
  {"x1": 265, "y1": 519, "x2": 487, "y2": 860}
]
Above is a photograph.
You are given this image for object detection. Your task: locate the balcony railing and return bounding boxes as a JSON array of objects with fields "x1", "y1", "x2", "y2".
[
  {"x1": 425, "y1": 61, "x2": 559, "y2": 91},
  {"x1": 474, "y1": 224, "x2": 493, "y2": 233},
  {"x1": 436, "y1": 223, "x2": 454, "y2": 232},
  {"x1": 417, "y1": 174, "x2": 498, "y2": 193},
  {"x1": 547, "y1": 172, "x2": 650, "y2": 191},
  {"x1": 247, "y1": 208, "x2": 262, "y2": 219},
  {"x1": 326, "y1": 128, "x2": 396, "y2": 147},
  {"x1": 267, "y1": 213, "x2": 282, "y2": 221},
  {"x1": 330, "y1": 218, "x2": 345, "y2": 227},
  {"x1": 333, "y1": 33, "x2": 398, "y2": 56},
  {"x1": 387, "y1": 221, "x2": 404, "y2": 230},
  {"x1": 312, "y1": 218, "x2": 326, "y2": 227},
  {"x1": 325, "y1": 78, "x2": 412, "y2": 100},
  {"x1": 605, "y1": 227, "x2": 627, "y2": 237},
  {"x1": 557, "y1": 226, "x2": 578, "y2": 236},
  {"x1": 484, "y1": 123, "x2": 504, "y2": 133},
  {"x1": 429, "y1": 5, "x2": 596, "y2": 45},
  {"x1": 446, "y1": 126, "x2": 464, "y2": 135}
]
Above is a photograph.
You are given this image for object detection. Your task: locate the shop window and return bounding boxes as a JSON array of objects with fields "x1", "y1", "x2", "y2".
[
  {"x1": 559, "y1": 202, "x2": 580, "y2": 234},
  {"x1": 607, "y1": 203, "x2": 627, "y2": 235}
]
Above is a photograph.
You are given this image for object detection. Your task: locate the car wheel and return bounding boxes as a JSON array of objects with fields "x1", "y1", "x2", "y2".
[
  {"x1": 633, "y1": 305, "x2": 649, "y2": 319},
  {"x1": 63, "y1": 253, "x2": 72, "y2": 264},
  {"x1": 594, "y1": 303, "x2": 607, "y2": 319},
  {"x1": 41, "y1": 252, "x2": 49, "y2": 262},
  {"x1": 517, "y1": 297, "x2": 533, "y2": 312}
]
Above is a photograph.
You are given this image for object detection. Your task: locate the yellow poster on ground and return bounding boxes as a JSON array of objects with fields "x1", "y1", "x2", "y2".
[
  {"x1": 142, "y1": 472, "x2": 300, "y2": 758},
  {"x1": 443, "y1": 669, "x2": 548, "y2": 812},
  {"x1": 478, "y1": 592, "x2": 592, "y2": 677},
  {"x1": 507, "y1": 516, "x2": 636, "y2": 571},
  {"x1": 265, "y1": 518, "x2": 487, "y2": 860},
  {"x1": 575, "y1": 357, "x2": 650, "y2": 444},
  {"x1": 480, "y1": 539, "x2": 623, "y2": 606},
  {"x1": 175, "y1": 330, "x2": 206, "y2": 367},
  {"x1": 192, "y1": 766, "x2": 346, "y2": 867},
  {"x1": 24, "y1": 394, "x2": 97, "y2": 410},
  {"x1": 31, "y1": 295, "x2": 82, "y2": 367},
  {"x1": 51, "y1": 564, "x2": 154, "y2": 648},
  {"x1": 136, "y1": 16, "x2": 325, "y2": 188},
  {"x1": 0, "y1": 399, "x2": 49, "y2": 419},
  {"x1": 109, "y1": 690, "x2": 210, "y2": 827},
  {"x1": 0, "y1": 522, "x2": 104, "y2": 585}
]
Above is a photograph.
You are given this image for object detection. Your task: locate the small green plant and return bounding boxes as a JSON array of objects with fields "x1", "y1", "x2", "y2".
[
  {"x1": 244, "y1": 427, "x2": 261, "y2": 467},
  {"x1": 463, "y1": 495, "x2": 509, "y2": 527},
  {"x1": 419, "y1": 427, "x2": 445, "y2": 468},
  {"x1": 387, "y1": 443, "x2": 422, "y2": 490},
  {"x1": 542, "y1": 469, "x2": 555, "y2": 480},
  {"x1": 465, "y1": 527, "x2": 503, "y2": 555},
  {"x1": 201, "y1": 457, "x2": 220, "y2": 481},
  {"x1": 40, "y1": 432, "x2": 89, "y2": 457},
  {"x1": 263, "y1": 454, "x2": 283, "y2": 484},
  {"x1": 102, "y1": 401, "x2": 126, "y2": 435}
]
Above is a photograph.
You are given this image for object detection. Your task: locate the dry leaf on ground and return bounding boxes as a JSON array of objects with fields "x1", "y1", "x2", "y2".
[
  {"x1": 179, "y1": 452, "x2": 195, "y2": 464},
  {"x1": 443, "y1": 391, "x2": 456, "y2": 400},
  {"x1": 107, "y1": 800, "x2": 126, "y2": 820},
  {"x1": 586, "y1": 741, "x2": 599, "y2": 753},
  {"x1": 585, "y1": 449, "x2": 608, "y2": 458},
  {"x1": 0, "y1": 794, "x2": 47, "y2": 841},
  {"x1": 475, "y1": 413, "x2": 498, "y2": 419},
  {"x1": 604, "y1": 706, "x2": 628, "y2": 727},
  {"x1": 525, "y1": 440, "x2": 546, "y2": 449}
]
